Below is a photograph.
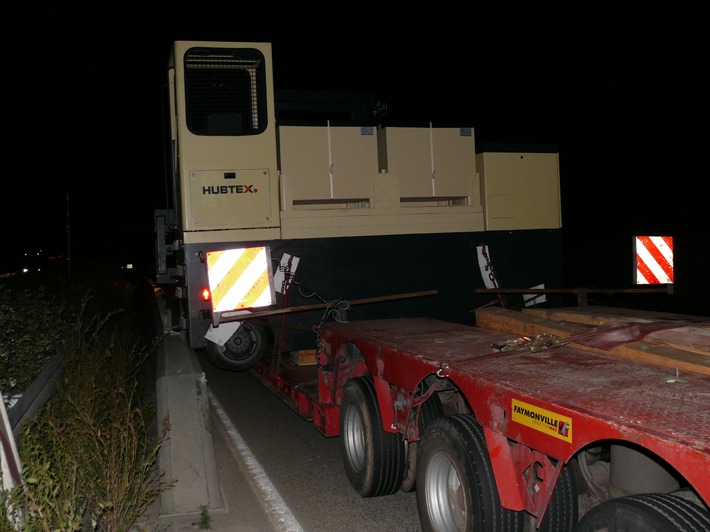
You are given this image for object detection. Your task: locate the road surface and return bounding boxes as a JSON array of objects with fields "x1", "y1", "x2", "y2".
[{"x1": 196, "y1": 350, "x2": 423, "y2": 532}]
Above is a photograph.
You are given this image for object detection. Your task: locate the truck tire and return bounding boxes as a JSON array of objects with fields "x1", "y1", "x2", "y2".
[
  {"x1": 401, "y1": 393, "x2": 444, "y2": 493},
  {"x1": 340, "y1": 376, "x2": 406, "y2": 497},
  {"x1": 538, "y1": 462, "x2": 578, "y2": 532},
  {"x1": 205, "y1": 321, "x2": 266, "y2": 371},
  {"x1": 416, "y1": 414, "x2": 523, "y2": 532},
  {"x1": 575, "y1": 493, "x2": 710, "y2": 532}
]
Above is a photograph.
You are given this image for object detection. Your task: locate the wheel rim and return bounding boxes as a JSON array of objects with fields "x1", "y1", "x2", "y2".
[
  {"x1": 425, "y1": 449, "x2": 466, "y2": 531},
  {"x1": 342, "y1": 402, "x2": 365, "y2": 473},
  {"x1": 220, "y1": 324, "x2": 259, "y2": 361}
]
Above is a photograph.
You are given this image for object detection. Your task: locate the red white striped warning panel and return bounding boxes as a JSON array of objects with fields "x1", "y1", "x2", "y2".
[
  {"x1": 634, "y1": 236, "x2": 674, "y2": 285},
  {"x1": 206, "y1": 247, "x2": 276, "y2": 312}
]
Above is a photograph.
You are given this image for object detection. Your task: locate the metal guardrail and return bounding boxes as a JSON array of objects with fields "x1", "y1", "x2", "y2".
[
  {"x1": 1, "y1": 354, "x2": 63, "y2": 494},
  {"x1": 6, "y1": 353, "x2": 64, "y2": 443}
]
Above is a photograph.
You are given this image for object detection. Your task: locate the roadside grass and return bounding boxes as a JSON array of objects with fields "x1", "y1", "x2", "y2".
[{"x1": 0, "y1": 268, "x2": 172, "y2": 530}]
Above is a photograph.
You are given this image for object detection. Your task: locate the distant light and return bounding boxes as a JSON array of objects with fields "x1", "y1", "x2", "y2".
[
  {"x1": 123, "y1": 264, "x2": 134, "y2": 269},
  {"x1": 22, "y1": 268, "x2": 29, "y2": 273}
]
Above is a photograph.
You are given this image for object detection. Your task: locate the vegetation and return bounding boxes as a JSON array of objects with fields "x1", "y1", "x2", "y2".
[
  {"x1": 197, "y1": 505, "x2": 212, "y2": 530},
  {"x1": 0, "y1": 273, "x2": 84, "y2": 394},
  {"x1": 0, "y1": 268, "x2": 172, "y2": 531}
]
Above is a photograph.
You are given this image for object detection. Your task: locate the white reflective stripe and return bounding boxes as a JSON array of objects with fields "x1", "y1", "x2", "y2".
[
  {"x1": 476, "y1": 244, "x2": 498, "y2": 289},
  {"x1": 219, "y1": 249, "x2": 270, "y2": 310},
  {"x1": 209, "y1": 390, "x2": 304, "y2": 532},
  {"x1": 208, "y1": 249, "x2": 245, "y2": 290},
  {"x1": 273, "y1": 253, "x2": 300, "y2": 295},
  {"x1": 1, "y1": 392, "x2": 22, "y2": 492}
]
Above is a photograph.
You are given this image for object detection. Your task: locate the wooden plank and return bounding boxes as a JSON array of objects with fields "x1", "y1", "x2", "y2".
[
  {"x1": 522, "y1": 306, "x2": 710, "y2": 356},
  {"x1": 289, "y1": 349, "x2": 317, "y2": 366},
  {"x1": 644, "y1": 326, "x2": 710, "y2": 356},
  {"x1": 475, "y1": 307, "x2": 589, "y2": 337},
  {"x1": 474, "y1": 307, "x2": 710, "y2": 376},
  {"x1": 588, "y1": 340, "x2": 710, "y2": 376},
  {"x1": 524, "y1": 306, "x2": 710, "y2": 326},
  {"x1": 523, "y1": 307, "x2": 625, "y2": 326}
]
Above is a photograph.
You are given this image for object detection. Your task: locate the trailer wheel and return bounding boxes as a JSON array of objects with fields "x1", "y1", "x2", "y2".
[
  {"x1": 575, "y1": 493, "x2": 710, "y2": 532},
  {"x1": 538, "y1": 463, "x2": 578, "y2": 532},
  {"x1": 401, "y1": 393, "x2": 444, "y2": 493},
  {"x1": 340, "y1": 376, "x2": 406, "y2": 497},
  {"x1": 416, "y1": 414, "x2": 523, "y2": 532},
  {"x1": 205, "y1": 321, "x2": 266, "y2": 371}
]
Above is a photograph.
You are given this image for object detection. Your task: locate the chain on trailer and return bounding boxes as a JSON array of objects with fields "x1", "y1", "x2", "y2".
[{"x1": 264, "y1": 254, "x2": 352, "y2": 378}]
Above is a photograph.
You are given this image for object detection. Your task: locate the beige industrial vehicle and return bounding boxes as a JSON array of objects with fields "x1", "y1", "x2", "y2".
[{"x1": 154, "y1": 40, "x2": 562, "y2": 370}]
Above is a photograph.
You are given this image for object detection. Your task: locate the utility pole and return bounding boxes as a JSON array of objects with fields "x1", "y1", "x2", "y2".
[{"x1": 66, "y1": 192, "x2": 71, "y2": 280}]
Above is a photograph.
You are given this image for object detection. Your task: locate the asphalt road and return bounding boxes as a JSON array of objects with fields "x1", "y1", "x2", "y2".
[{"x1": 196, "y1": 350, "x2": 424, "y2": 532}]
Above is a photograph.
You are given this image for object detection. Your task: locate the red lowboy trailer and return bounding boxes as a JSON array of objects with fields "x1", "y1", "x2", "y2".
[{"x1": 251, "y1": 308, "x2": 710, "y2": 531}]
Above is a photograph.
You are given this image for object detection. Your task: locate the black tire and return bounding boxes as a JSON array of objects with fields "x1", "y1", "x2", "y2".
[
  {"x1": 416, "y1": 414, "x2": 523, "y2": 532},
  {"x1": 538, "y1": 462, "x2": 578, "y2": 532},
  {"x1": 340, "y1": 376, "x2": 406, "y2": 497},
  {"x1": 576, "y1": 493, "x2": 710, "y2": 532},
  {"x1": 205, "y1": 321, "x2": 266, "y2": 371},
  {"x1": 401, "y1": 393, "x2": 444, "y2": 493}
]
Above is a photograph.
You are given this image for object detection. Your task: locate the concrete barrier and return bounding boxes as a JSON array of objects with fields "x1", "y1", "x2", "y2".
[{"x1": 155, "y1": 333, "x2": 223, "y2": 516}]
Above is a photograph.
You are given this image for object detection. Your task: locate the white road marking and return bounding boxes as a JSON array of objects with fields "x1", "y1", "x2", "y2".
[{"x1": 208, "y1": 389, "x2": 304, "y2": 532}]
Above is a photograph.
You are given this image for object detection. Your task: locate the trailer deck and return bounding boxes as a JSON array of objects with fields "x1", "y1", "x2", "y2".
[{"x1": 252, "y1": 308, "x2": 710, "y2": 510}]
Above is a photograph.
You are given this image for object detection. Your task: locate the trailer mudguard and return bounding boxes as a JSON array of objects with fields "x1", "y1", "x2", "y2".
[{"x1": 372, "y1": 375, "x2": 397, "y2": 434}]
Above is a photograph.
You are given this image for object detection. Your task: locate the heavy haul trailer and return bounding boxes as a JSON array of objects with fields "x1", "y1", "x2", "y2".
[
  {"x1": 250, "y1": 307, "x2": 710, "y2": 531},
  {"x1": 154, "y1": 40, "x2": 565, "y2": 371},
  {"x1": 154, "y1": 42, "x2": 710, "y2": 531}
]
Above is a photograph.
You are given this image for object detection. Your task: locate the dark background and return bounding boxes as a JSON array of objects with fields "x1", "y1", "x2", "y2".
[{"x1": 2, "y1": 5, "x2": 707, "y2": 314}]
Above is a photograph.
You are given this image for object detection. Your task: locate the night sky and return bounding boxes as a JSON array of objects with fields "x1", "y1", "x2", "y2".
[{"x1": 3, "y1": 5, "x2": 708, "y2": 314}]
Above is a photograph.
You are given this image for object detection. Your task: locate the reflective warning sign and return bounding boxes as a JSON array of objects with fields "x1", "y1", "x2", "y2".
[
  {"x1": 634, "y1": 236, "x2": 674, "y2": 285},
  {"x1": 206, "y1": 247, "x2": 276, "y2": 312}
]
